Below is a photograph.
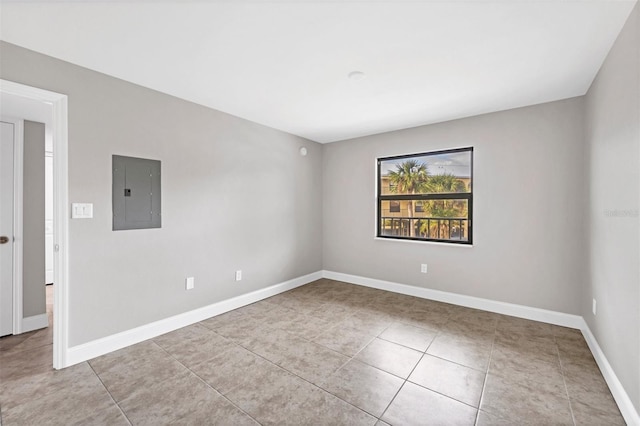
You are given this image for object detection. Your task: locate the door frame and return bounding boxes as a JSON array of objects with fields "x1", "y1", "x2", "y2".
[{"x1": 0, "y1": 79, "x2": 69, "y2": 369}]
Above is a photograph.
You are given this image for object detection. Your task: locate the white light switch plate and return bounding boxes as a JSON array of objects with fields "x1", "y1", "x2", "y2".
[{"x1": 71, "y1": 203, "x2": 93, "y2": 219}]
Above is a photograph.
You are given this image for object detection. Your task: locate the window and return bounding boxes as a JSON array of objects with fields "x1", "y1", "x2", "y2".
[{"x1": 377, "y1": 147, "x2": 473, "y2": 244}]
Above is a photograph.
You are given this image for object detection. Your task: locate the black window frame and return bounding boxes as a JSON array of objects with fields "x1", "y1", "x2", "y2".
[{"x1": 377, "y1": 147, "x2": 473, "y2": 245}]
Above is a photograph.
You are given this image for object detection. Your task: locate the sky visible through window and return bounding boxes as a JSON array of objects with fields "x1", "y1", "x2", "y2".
[{"x1": 380, "y1": 151, "x2": 471, "y2": 178}]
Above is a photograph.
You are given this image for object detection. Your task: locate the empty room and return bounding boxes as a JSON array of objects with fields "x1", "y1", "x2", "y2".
[{"x1": 0, "y1": 1, "x2": 638, "y2": 425}]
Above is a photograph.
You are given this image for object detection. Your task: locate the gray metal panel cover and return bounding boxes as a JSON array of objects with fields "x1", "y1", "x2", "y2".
[{"x1": 113, "y1": 155, "x2": 161, "y2": 230}]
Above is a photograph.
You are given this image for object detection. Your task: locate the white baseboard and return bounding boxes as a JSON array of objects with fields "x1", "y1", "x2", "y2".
[
  {"x1": 65, "y1": 271, "x2": 322, "y2": 367},
  {"x1": 580, "y1": 321, "x2": 640, "y2": 426},
  {"x1": 22, "y1": 313, "x2": 49, "y2": 333},
  {"x1": 322, "y1": 270, "x2": 583, "y2": 329},
  {"x1": 322, "y1": 270, "x2": 639, "y2": 425}
]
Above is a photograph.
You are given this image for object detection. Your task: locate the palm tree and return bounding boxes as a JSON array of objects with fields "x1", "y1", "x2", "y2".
[
  {"x1": 387, "y1": 160, "x2": 429, "y2": 237},
  {"x1": 425, "y1": 173, "x2": 466, "y2": 216},
  {"x1": 428, "y1": 173, "x2": 466, "y2": 193},
  {"x1": 423, "y1": 173, "x2": 467, "y2": 239}
]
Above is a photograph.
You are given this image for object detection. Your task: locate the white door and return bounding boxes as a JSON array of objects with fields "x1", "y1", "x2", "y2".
[{"x1": 0, "y1": 120, "x2": 15, "y2": 337}]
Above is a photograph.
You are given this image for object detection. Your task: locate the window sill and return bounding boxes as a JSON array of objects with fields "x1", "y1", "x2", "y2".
[{"x1": 374, "y1": 236, "x2": 474, "y2": 247}]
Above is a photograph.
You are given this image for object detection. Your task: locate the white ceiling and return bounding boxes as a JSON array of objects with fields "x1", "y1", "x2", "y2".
[{"x1": 0, "y1": 1, "x2": 636, "y2": 143}]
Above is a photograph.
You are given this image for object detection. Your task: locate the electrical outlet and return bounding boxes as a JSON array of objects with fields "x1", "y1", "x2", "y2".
[
  {"x1": 185, "y1": 277, "x2": 195, "y2": 290},
  {"x1": 592, "y1": 298, "x2": 597, "y2": 315},
  {"x1": 235, "y1": 270, "x2": 242, "y2": 281},
  {"x1": 421, "y1": 264, "x2": 428, "y2": 273}
]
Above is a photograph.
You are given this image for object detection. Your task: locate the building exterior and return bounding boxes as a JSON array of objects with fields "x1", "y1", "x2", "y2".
[{"x1": 379, "y1": 175, "x2": 471, "y2": 241}]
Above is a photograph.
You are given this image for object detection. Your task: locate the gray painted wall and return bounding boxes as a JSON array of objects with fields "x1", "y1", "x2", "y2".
[
  {"x1": 1, "y1": 17, "x2": 638, "y2": 410},
  {"x1": 23, "y1": 120, "x2": 46, "y2": 318},
  {"x1": 584, "y1": 2, "x2": 639, "y2": 413},
  {"x1": 0, "y1": 41, "x2": 323, "y2": 346},
  {"x1": 323, "y1": 98, "x2": 586, "y2": 315}
]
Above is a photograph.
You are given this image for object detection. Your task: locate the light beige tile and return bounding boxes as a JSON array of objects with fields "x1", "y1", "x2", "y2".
[
  {"x1": 439, "y1": 319, "x2": 496, "y2": 339},
  {"x1": 154, "y1": 325, "x2": 235, "y2": 367},
  {"x1": 1, "y1": 280, "x2": 623, "y2": 426},
  {"x1": 265, "y1": 293, "x2": 325, "y2": 313},
  {"x1": 89, "y1": 341, "x2": 190, "y2": 402},
  {"x1": 175, "y1": 405, "x2": 258, "y2": 426},
  {"x1": 0, "y1": 344, "x2": 53, "y2": 382},
  {"x1": 265, "y1": 307, "x2": 333, "y2": 340},
  {"x1": 409, "y1": 354, "x2": 485, "y2": 407},
  {"x1": 475, "y1": 410, "x2": 516, "y2": 425},
  {"x1": 313, "y1": 325, "x2": 377, "y2": 357},
  {"x1": 552, "y1": 325, "x2": 584, "y2": 341},
  {"x1": 89, "y1": 340, "x2": 168, "y2": 373},
  {"x1": 1, "y1": 365, "x2": 118, "y2": 426},
  {"x1": 559, "y1": 350, "x2": 600, "y2": 378},
  {"x1": 306, "y1": 303, "x2": 354, "y2": 323},
  {"x1": 426, "y1": 333, "x2": 492, "y2": 371},
  {"x1": 570, "y1": 398, "x2": 625, "y2": 425},
  {"x1": 278, "y1": 339, "x2": 349, "y2": 385},
  {"x1": 241, "y1": 327, "x2": 304, "y2": 365},
  {"x1": 296, "y1": 384, "x2": 376, "y2": 426},
  {"x1": 0, "y1": 362, "x2": 97, "y2": 411},
  {"x1": 494, "y1": 330, "x2": 559, "y2": 365},
  {"x1": 203, "y1": 313, "x2": 273, "y2": 343},
  {"x1": 74, "y1": 404, "x2": 130, "y2": 426},
  {"x1": 378, "y1": 322, "x2": 437, "y2": 352},
  {"x1": 190, "y1": 344, "x2": 271, "y2": 395},
  {"x1": 211, "y1": 351, "x2": 295, "y2": 398},
  {"x1": 0, "y1": 332, "x2": 34, "y2": 353},
  {"x1": 153, "y1": 323, "x2": 215, "y2": 348},
  {"x1": 564, "y1": 367, "x2": 621, "y2": 415},
  {"x1": 200, "y1": 309, "x2": 247, "y2": 331},
  {"x1": 235, "y1": 300, "x2": 279, "y2": 318},
  {"x1": 226, "y1": 361, "x2": 374, "y2": 425},
  {"x1": 411, "y1": 298, "x2": 454, "y2": 316},
  {"x1": 496, "y1": 316, "x2": 555, "y2": 340},
  {"x1": 448, "y1": 307, "x2": 499, "y2": 331},
  {"x1": 382, "y1": 382, "x2": 477, "y2": 426},
  {"x1": 321, "y1": 359, "x2": 404, "y2": 417},
  {"x1": 489, "y1": 343, "x2": 565, "y2": 392},
  {"x1": 336, "y1": 314, "x2": 391, "y2": 336},
  {"x1": 557, "y1": 338, "x2": 597, "y2": 368},
  {"x1": 3, "y1": 327, "x2": 53, "y2": 354},
  {"x1": 355, "y1": 338, "x2": 423, "y2": 379},
  {"x1": 119, "y1": 371, "x2": 254, "y2": 426},
  {"x1": 480, "y1": 374, "x2": 573, "y2": 425},
  {"x1": 398, "y1": 309, "x2": 448, "y2": 331}
]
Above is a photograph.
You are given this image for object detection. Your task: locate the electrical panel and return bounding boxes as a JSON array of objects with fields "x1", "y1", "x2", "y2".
[{"x1": 112, "y1": 155, "x2": 161, "y2": 231}]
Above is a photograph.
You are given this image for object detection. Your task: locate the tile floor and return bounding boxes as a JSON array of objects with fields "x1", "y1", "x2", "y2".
[{"x1": 0, "y1": 280, "x2": 626, "y2": 425}]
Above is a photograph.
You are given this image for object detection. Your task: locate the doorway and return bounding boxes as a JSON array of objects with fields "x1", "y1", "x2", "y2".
[{"x1": 0, "y1": 79, "x2": 69, "y2": 369}]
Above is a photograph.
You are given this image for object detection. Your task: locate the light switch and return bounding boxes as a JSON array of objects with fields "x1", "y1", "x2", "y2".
[
  {"x1": 186, "y1": 277, "x2": 195, "y2": 290},
  {"x1": 71, "y1": 203, "x2": 93, "y2": 219}
]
